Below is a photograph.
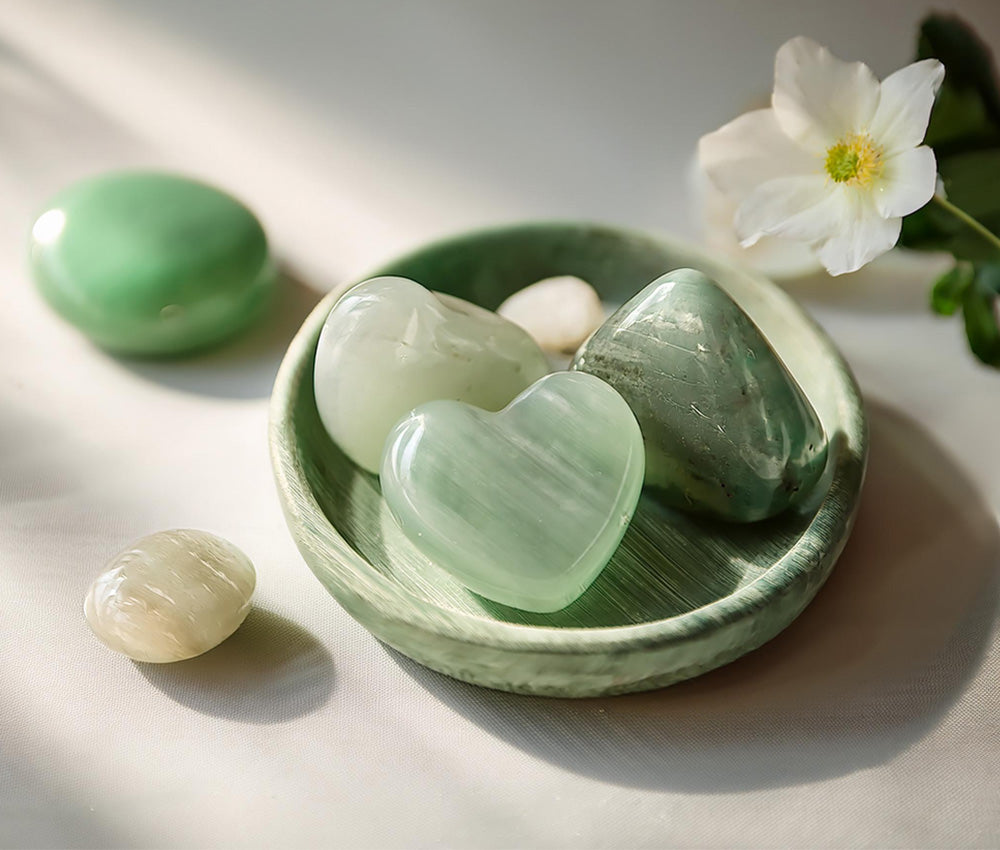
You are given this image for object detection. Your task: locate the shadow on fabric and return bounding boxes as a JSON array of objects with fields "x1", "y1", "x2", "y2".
[
  {"x1": 136, "y1": 607, "x2": 334, "y2": 724},
  {"x1": 115, "y1": 270, "x2": 325, "y2": 400},
  {"x1": 387, "y1": 399, "x2": 1000, "y2": 791}
]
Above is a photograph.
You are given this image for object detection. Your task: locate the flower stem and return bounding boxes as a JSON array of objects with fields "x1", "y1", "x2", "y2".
[{"x1": 932, "y1": 194, "x2": 1000, "y2": 254}]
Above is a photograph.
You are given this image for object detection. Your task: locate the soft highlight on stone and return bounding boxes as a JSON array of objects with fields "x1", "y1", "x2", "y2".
[
  {"x1": 271, "y1": 222, "x2": 868, "y2": 696},
  {"x1": 29, "y1": 171, "x2": 275, "y2": 355},
  {"x1": 314, "y1": 276, "x2": 550, "y2": 473},
  {"x1": 572, "y1": 268, "x2": 828, "y2": 522},
  {"x1": 380, "y1": 371, "x2": 645, "y2": 612},
  {"x1": 498, "y1": 275, "x2": 606, "y2": 354},
  {"x1": 84, "y1": 529, "x2": 256, "y2": 663}
]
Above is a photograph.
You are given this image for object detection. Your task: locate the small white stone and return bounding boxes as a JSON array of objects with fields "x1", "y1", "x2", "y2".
[
  {"x1": 498, "y1": 276, "x2": 606, "y2": 354},
  {"x1": 84, "y1": 529, "x2": 256, "y2": 663}
]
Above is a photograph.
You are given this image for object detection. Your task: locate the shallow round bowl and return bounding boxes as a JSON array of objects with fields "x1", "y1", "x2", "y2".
[{"x1": 269, "y1": 223, "x2": 868, "y2": 697}]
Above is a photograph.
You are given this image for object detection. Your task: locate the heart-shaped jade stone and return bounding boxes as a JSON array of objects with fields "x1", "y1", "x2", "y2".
[
  {"x1": 314, "y1": 276, "x2": 549, "y2": 473},
  {"x1": 572, "y1": 268, "x2": 828, "y2": 522},
  {"x1": 380, "y1": 371, "x2": 644, "y2": 612}
]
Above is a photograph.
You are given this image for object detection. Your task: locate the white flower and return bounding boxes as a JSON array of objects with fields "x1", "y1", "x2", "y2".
[
  {"x1": 691, "y1": 156, "x2": 823, "y2": 279},
  {"x1": 698, "y1": 37, "x2": 944, "y2": 276}
]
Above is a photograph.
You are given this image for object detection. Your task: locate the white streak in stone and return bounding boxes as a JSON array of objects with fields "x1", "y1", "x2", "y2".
[
  {"x1": 314, "y1": 276, "x2": 550, "y2": 473},
  {"x1": 84, "y1": 529, "x2": 256, "y2": 663}
]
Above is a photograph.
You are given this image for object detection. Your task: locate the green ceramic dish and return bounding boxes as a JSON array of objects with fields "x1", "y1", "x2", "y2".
[{"x1": 269, "y1": 223, "x2": 867, "y2": 697}]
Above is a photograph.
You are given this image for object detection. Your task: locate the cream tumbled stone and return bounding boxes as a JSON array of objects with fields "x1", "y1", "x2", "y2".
[
  {"x1": 498, "y1": 275, "x2": 605, "y2": 354},
  {"x1": 84, "y1": 529, "x2": 256, "y2": 663},
  {"x1": 314, "y1": 276, "x2": 550, "y2": 472}
]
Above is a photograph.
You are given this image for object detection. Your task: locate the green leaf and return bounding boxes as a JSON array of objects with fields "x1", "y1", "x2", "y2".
[
  {"x1": 918, "y1": 14, "x2": 1000, "y2": 155},
  {"x1": 911, "y1": 16, "x2": 1000, "y2": 366},
  {"x1": 924, "y1": 85, "x2": 1000, "y2": 153},
  {"x1": 900, "y1": 203, "x2": 950, "y2": 252},
  {"x1": 961, "y1": 263, "x2": 1000, "y2": 366},
  {"x1": 939, "y1": 149, "x2": 1000, "y2": 222},
  {"x1": 902, "y1": 150, "x2": 1000, "y2": 260},
  {"x1": 976, "y1": 261, "x2": 1000, "y2": 294},
  {"x1": 931, "y1": 263, "x2": 974, "y2": 315},
  {"x1": 902, "y1": 14, "x2": 1000, "y2": 256}
]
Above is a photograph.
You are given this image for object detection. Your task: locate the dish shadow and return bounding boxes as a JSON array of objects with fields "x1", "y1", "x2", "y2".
[
  {"x1": 114, "y1": 269, "x2": 325, "y2": 400},
  {"x1": 136, "y1": 608, "x2": 334, "y2": 724},
  {"x1": 387, "y1": 399, "x2": 1000, "y2": 791}
]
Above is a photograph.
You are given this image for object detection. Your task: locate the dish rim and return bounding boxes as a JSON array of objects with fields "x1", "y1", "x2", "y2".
[{"x1": 269, "y1": 221, "x2": 868, "y2": 656}]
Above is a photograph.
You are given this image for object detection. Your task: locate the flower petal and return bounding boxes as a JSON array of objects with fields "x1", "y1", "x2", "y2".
[
  {"x1": 869, "y1": 59, "x2": 945, "y2": 154},
  {"x1": 734, "y1": 175, "x2": 841, "y2": 246},
  {"x1": 772, "y1": 37, "x2": 881, "y2": 150},
  {"x1": 698, "y1": 108, "x2": 818, "y2": 200},
  {"x1": 697, "y1": 168, "x2": 824, "y2": 278},
  {"x1": 874, "y1": 146, "x2": 938, "y2": 218},
  {"x1": 815, "y1": 193, "x2": 901, "y2": 275}
]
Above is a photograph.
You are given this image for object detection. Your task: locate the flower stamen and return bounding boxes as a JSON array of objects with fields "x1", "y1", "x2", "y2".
[{"x1": 824, "y1": 133, "x2": 884, "y2": 186}]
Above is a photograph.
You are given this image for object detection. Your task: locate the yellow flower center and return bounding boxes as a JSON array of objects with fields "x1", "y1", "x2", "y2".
[{"x1": 824, "y1": 133, "x2": 883, "y2": 186}]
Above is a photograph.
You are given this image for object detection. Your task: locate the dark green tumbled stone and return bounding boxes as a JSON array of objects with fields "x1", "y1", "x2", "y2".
[
  {"x1": 29, "y1": 171, "x2": 275, "y2": 355},
  {"x1": 571, "y1": 268, "x2": 828, "y2": 522}
]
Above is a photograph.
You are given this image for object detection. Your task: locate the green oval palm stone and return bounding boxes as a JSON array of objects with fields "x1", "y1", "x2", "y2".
[
  {"x1": 572, "y1": 268, "x2": 827, "y2": 522},
  {"x1": 380, "y1": 371, "x2": 645, "y2": 613},
  {"x1": 29, "y1": 171, "x2": 275, "y2": 355}
]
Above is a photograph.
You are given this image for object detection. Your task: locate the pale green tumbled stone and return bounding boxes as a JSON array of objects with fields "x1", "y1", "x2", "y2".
[
  {"x1": 380, "y1": 371, "x2": 645, "y2": 612},
  {"x1": 572, "y1": 268, "x2": 827, "y2": 522}
]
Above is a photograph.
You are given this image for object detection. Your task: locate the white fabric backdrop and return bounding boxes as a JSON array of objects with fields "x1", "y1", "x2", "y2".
[{"x1": 1, "y1": 1, "x2": 999, "y2": 847}]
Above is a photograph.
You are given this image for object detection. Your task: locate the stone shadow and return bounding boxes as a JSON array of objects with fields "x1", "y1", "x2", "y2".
[{"x1": 136, "y1": 608, "x2": 334, "y2": 724}]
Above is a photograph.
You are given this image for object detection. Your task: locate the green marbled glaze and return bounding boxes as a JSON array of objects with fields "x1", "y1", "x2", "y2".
[
  {"x1": 269, "y1": 223, "x2": 868, "y2": 697},
  {"x1": 29, "y1": 171, "x2": 275, "y2": 355},
  {"x1": 381, "y1": 372, "x2": 645, "y2": 613},
  {"x1": 572, "y1": 269, "x2": 828, "y2": 523}
]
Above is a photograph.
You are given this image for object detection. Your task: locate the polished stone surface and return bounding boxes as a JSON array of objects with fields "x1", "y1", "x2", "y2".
[
  {"x1": 84, "y1": 529, "x2": 256, "y2": 663},
  {"x1": 380, "y1": 371, "x2": 644, "y2": 612},
  {"x1": 314, "y1": 275, "x2": 550, "y2": 473},
  {"x1": 498, "y1": 275, "x2": 606, "y2": 354},
  {"x1": 572, "y1": 268, "x2": 828, "y2": 522},
  {"x1": 30, "y1": 171, "x2": 275, "y2": 355},
  {"x1": 273, "y1": 222, "x2": 865, "y2": 696}
]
